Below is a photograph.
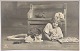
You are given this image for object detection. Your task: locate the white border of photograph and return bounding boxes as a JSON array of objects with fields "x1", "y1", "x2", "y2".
[{"x1": 0, "y1": 0, "x2": 79, "y2": 51}]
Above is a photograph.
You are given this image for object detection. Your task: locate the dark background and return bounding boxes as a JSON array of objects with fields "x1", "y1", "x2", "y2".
[{"x1": 1, "y1": 1, "x2": 79, "y2": 38}]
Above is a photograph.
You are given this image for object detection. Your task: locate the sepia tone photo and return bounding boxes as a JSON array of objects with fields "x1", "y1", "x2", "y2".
[{"x1": 1, "y1": 1, "x2": 79, "y2": 50}]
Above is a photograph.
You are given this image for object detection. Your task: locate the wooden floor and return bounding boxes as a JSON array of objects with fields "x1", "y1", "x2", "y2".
[
  {"x1": 1, "y1": 35, "x2": 79, "y2": 50},
  {"x1": 1, "y1": 27, "x2": 79, "y2": 50}
]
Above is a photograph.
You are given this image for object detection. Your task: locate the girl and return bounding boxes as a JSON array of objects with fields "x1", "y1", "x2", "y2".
[{"x1": 43, "y1": 12, "x2": 64, "y2": 40}]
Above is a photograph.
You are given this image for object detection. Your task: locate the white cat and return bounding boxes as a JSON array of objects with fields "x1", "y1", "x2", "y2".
[{"x1": 34, "y1": 34, "x2": 43, "y2": 42}]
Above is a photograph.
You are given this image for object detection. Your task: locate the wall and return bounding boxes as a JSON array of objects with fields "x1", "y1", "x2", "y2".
[{"x1": 1, "y1": 1, "x2": 79, "y2": 38}]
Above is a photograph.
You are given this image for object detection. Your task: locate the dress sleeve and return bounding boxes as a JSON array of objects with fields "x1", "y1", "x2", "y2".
[{"x1": 43, "y1": 23, "x2": 52, "y2": 34}]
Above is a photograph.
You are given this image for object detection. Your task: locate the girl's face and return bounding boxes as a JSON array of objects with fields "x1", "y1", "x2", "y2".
[{"x1": 52, "y1": 23, "x2": 58, "y2": 28}]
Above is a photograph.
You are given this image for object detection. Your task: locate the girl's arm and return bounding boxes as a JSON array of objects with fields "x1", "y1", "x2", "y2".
[{"x1": 44, "y1": 32, "x2": 51, "y2": 40}]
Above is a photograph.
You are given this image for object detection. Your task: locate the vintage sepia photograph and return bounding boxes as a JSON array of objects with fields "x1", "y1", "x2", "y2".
[{"x1": 1, "y1": 1, "x2": 79, "y2": 50}]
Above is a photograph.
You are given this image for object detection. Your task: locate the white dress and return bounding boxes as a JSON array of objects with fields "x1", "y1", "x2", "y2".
[{"x1": 43, "y1": 23, "x2": 63, "y2": 39}]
